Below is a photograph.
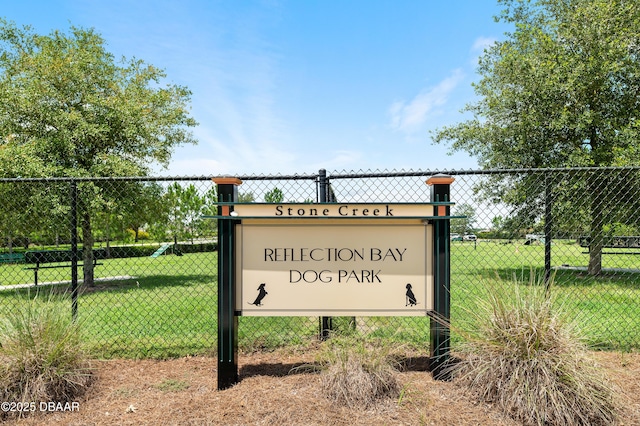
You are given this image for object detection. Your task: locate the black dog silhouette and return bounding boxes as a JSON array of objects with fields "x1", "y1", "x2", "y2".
[
  {"x1": 405, "y1": 283, "x2": 417, "y2": 306},
  {"x1": 250, "y1": 283, "x2": 268, "y2": 306}
]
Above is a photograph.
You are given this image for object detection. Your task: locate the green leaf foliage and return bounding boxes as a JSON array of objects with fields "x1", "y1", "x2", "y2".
[
  {"x1": 0, "y1": 19, "x2": 197, "y2": 178},
  {"x1": 434, "y1": 0, "x2": 640, "y2": 169},
  {"x1": 433, "y1": 1, "x2": 640, "y2": 275},
  {"x1": 0, "y1": 19, "x2": 198, "y2": 284},
  {"x1": 264, "y1": 187, "x2": 284, "y2": 203}
]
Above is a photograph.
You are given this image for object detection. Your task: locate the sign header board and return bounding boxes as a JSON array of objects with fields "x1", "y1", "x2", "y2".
[{"x1": 232, "y1": 203, "x2": 437, "y2": 219}]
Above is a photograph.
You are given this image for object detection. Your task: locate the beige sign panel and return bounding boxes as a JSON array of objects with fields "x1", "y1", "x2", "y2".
[{"x1": 238, "y1": 222, "x2": 432, "y2": 316}]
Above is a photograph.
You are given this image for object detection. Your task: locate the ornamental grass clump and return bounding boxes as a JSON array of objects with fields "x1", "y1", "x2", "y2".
[
  {"x1": 451, "y1": 271, "x2": 619, "y2": 426},
  {"x1": 316, "y1": 337, "x2": 401, "y2": 409},
  {"x1": 0, "y1": 291, "x2": 93, "y2": 419}
]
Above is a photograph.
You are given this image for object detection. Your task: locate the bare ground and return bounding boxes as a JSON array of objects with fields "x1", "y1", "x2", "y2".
[{"x1": 4, "y1": 349, "x2": 640, "y2": 426}]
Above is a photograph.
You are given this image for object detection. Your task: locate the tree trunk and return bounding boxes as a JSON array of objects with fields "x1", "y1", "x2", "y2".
[
  {"x1": 105, "y1": 215, "x2": 111, "y2": 258},
  {"x1": 587, "y1": 172, "x2": 604, "y2": 276},
  {"x1": 82, "y1": 208, "x2": 95, "y2": 287}
]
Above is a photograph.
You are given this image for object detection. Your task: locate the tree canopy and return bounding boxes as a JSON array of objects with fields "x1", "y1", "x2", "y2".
[
  {"x1": 434, "y1": 0, "x2": 640, "y2": 169},
  {"x1": 0, "y1": 19, "x2": 197, "y2": 177},
  {"x1": 451, "y1": 203, "x2": 477, "y2": 236},
  {"x1": 0, "y1": 20, "x2": 198, "y2": 284},
  {"x1": 433, "y1": 0, "x2": 640, "y2": 275}
]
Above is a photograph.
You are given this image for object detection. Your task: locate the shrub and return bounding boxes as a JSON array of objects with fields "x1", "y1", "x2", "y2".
[
  {"x1": 314, "y1": 337, "x2": 401, "y2": 409},
  {"x1": 106, "y1": 245, "x2": 159, "y2": 258},
  {"x1": 450, "y1": 271, "x2": 619, "y2": 426},
  {"x1": 0, "y1": 291, "x2": 93, "y2": 419},
  {"x1": 104, "y1": 242, "x2": 216, "y2": 259},
  {"x1": 125, "y1": 228, "x2": 151, "y2": 241},
  {"x1": 175, "y1": 242, "x2": 217, "y2": 254}
]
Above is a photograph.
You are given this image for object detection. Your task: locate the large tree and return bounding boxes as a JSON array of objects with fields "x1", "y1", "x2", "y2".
[
  {"x1": 451, "y1": 203, "x2": 477, "y2": 236},
  {"x1": 0, "y1": 20, "x2": 197, "y2": 284},
  {"x1": 165, "y1": 183, "x2": 214, "y2": 246},
  {"x1": 120, "y1": 182, "x2": 166, "y2": 243},
  {"x1": 433, "y1": 0, "x2": 640, "y2": 275}
]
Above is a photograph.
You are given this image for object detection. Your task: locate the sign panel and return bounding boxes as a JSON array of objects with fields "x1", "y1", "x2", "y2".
[
  {"x1": 233, "y1": 203, "x2": 436, "y2": 219},
  {"x1": 238, "y1": 221, "x2": 432, "y2": 316}
]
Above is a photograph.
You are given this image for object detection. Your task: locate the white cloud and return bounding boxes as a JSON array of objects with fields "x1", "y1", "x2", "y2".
[
  {"x1": 471, "y1": 36, "x2": 497, "y2": 53},
  {"x1": 469, "y1": 36, "x2": 498, "y2": 68},
  {"x1": 161, "y1": 158, "x2": 227, "y2": 176},
  {"x1": 153, "y1": 2, "x2": 300, "y2": 176},
  {"x1": 388, "y1": 69, "x2": 465, "y2": 134},
  {"x1": 308, "y1": 150, "x2": 364, "y2": 171}
]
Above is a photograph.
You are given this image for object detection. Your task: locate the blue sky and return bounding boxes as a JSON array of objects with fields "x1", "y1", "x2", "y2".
[{"x1": 3, "y1": 1, "x2": 512, "y2": 176}]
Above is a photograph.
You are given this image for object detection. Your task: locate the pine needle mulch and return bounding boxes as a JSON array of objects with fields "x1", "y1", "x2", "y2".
[{"x1": 5, "y1": 350, "x2": 639, "y2": 426}]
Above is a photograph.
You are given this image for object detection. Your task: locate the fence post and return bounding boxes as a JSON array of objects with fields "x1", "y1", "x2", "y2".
[
  {"x1": 427, "y1": 174, "x2": 454, "y2": 380},
  {"x1": 544, "y1": 173, "x2": 553, "y2": 289},
  {"x1": 318, "y1": 168, "x2": 327, "y2": 203},
  {"x1": 318, "y1": 169, "x2": 333, "y2": 339},
  {"x1": 70, "y1": 180, "x2": 78, "y2": 322},
  {"x1": 214, "y1": 177, "x2": 242, "y2": 390}
]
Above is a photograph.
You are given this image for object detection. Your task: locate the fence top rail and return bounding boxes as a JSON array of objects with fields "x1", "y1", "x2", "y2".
[
  {"x1": 0, "y1": 174, "x2": 318, "y2": 183},
  {"x1": 1, "y1": 166, "x2": 640, "y2": 183},
  {"x1": 327, "y1": 166, "x2": 640, "y2": 179}
]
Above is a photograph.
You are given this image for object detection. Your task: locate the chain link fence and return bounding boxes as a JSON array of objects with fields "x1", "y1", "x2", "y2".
[{"x1": 0, "y1": 167, "x2": 639, "y2": 358}]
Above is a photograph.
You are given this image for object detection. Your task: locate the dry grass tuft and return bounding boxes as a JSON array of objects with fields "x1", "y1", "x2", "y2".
[
  {"x1": 315, "y1": 337, "x2": 401, "y2": 409},
  {"x1": 451, "y1": 271, "x2": 620, "y2": 426},
  {"x1": 0, "y1": 291, "x2": 93, "y2": 420}
]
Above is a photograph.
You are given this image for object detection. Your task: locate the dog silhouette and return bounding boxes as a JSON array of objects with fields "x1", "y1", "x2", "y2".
[
  {"x1": 250, "y1": 283, "x2": 268, "y2": 306},
  {"x1": 405, "y1": 283, "x2": 417, "y2": 306}
]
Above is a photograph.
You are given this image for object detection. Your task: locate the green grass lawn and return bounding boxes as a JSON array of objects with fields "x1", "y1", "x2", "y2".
[
  {"x1": 450, "y1": 240, "x2": 640, "y2": 349},
  {"x1": 1, "y1": 241, "x2": 638, "y2": 358},
  {"x1": 1, "y1": 253, "x2": 210, "y2": 358},
  {"x1": 0, "y1": 252, "x2": 318, "y2": 358}
]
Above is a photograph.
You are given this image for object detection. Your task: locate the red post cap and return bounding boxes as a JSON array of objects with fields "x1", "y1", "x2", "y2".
[
  {"x1": 212, "y1": 177, "x2": 242, "y2": 186},
  {"x1": 426, "y1": 174, "x2": 454, "y2": 186}
]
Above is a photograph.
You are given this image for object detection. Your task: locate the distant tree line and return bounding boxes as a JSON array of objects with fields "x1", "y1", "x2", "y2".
[{"x1": 0, "y1": 182, "x2": 218, "y2": 252}]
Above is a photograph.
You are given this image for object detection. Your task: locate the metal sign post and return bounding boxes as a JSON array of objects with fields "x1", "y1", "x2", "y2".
[
  {"x1": 427, "y1": 174, "x2": 454, "y2": 380},
  {"x1": 214, "y1": 177, "x2": 242, "y2": 390}
]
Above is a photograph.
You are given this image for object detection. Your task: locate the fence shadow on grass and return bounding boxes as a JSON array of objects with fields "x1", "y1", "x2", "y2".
[
  {"x1": 0, "y1": 274, "x2": 215, "y2": 300},
  {"x1": 471, "y1": 266, "x2": 640, "y2": 289},
  {"x1": 78, "y1": 274, "x2": 215, "y2": 295},
  {"x1": 90, "y1": 339, "x2": 218, "y2": 359}
]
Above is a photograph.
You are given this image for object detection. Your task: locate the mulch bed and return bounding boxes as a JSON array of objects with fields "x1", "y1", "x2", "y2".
[{"x1": 5, "y1": 350, "x2": 640, "y2": 425}]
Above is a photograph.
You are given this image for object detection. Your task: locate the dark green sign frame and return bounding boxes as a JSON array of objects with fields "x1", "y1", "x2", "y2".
[{"x1": 212, "y1": 175, "x2": 454, "y2": 390}]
